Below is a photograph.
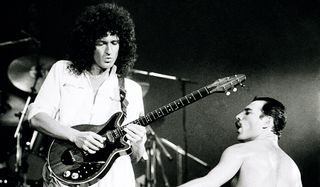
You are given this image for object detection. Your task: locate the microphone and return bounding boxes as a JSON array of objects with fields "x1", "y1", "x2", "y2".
[{"x1": 131, "y1": 69, "x2": 197, "y2": 84}]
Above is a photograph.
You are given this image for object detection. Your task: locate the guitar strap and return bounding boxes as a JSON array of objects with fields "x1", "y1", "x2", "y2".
[{"x1": 118, "y1": 76, "x2": 129, "y2": 118}]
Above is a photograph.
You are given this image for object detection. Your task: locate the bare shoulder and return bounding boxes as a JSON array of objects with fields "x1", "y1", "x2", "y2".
[
  {"x1": 225, "y1": 141, "x2": 262, "y2": 153},
  {"x1": 222, "y1": 141, "x2": 276, "y2": 161},
  {"x1": 222, "y1": 142, "x2": 256, "y2": 158}
]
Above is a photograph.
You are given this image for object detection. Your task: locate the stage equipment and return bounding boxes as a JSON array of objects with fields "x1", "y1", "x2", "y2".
[
  {"x1": 161, "y1": 138, "x2": 210, "y2": 185},
  {"x1": 130, "y1": 69, "x2": 198, "y2": 84},
  {"x1": 0, "y1": 92, "x2": 25, "y2": 126},
  {"x1": 7, "y1": 55, "x2": 55, "y2": 93},
  {"x1": 0, "y1": 37, "x2": 32, "y2": 47},
  {"x1": 8, "y1": 54, "x2": 54, "y2": 186},
  {"x1": 144, "y1": 126, "x2": 172, "y2": 187}
]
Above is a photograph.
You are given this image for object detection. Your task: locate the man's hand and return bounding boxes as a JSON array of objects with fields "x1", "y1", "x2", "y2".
[
  {"x1": 72, "y1": 131, "x2": 106, "y2": 154},
  {"x1": 124, "y1": 123, "x2": 147, "y2": 162},
  {"x1": 124, "y1": 123, "x2": 147, "y2": 144}
]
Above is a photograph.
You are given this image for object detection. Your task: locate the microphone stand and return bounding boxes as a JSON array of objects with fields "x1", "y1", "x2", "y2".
[
  {"x1": 0, "y1": 30, "x2": 39, "y2": 48},
  {"x1": 0, "y1": 38, "x2": 32, "y2": 47},
  {"x1": 144, "y1": 126, "x2": 172, "y2": 187},
  {"x1": 160, "y1": 138, "x2": 210, "y2": 185},
  {"x1": 131, "y1": 69, "x2": 197, "y2": 183}
]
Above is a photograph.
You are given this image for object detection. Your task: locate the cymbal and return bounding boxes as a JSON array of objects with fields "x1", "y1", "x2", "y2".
[
  {"x1": 7, "y1": 55, "x2": 55, "y2": 93},
  {"x1": 0, "y1": 91, "x2": 25, "y2": 126}
]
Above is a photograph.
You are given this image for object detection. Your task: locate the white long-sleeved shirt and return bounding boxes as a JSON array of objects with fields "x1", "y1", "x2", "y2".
[{"x1": 28, "y1": 60, "x2": 144, "y2": 187}]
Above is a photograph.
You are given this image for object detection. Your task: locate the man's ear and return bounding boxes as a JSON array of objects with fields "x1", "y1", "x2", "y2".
[{"x1": 262, "y1": 116, "x2": 273, "y2": 129}]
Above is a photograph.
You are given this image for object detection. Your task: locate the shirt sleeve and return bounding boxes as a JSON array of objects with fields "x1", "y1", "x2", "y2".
[{"x1": 27, "y1": 61, "x2": 65, "y2": 120}]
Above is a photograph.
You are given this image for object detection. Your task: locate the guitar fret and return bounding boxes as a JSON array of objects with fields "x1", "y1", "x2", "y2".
[
  {"x1": 173, "y1": 101, "x2": 179, "y2": 110},
  {"x1": 117, "y1": 128, "x2": 123, "y2": 137},
  {"x1": 184, "y1": 96, "x2": 190, "y2": 103},
  {"x1": 193, "y1": 92, "x2": 200, "y2": 99},
  {"x1": 136, "y1": 120, "x2": 142, "y2": 126},
  {"x1": 191, "y1": 93, "x2": 196, "y2": 100},
  {"x1": 119, "y1": 128, "x2": 123, "y2": 137},
  {"x1": 192, "y1": 90, "x2": 202, "y2": 100},
  {"x1": 163, "y1": 106, "x2": 169, "y2": 113},
  {"x1": 165, "y1": 105, "x2": 171, "y2": 113},
  {"x1": 150, "y1": 111, "x2": 156, "y2": 120},
  {"x1": 157, "y1": 110, "x2": 162, "y2": 117},
  {"x1": 143, "y1": 117, "x2": 149, "y2": 125},
  {"x1": 202, "y1": 87, "x2": 210, "y2": 96},
  {"x1": 113, "y1": 130, "x2": 118, "y2": 138},
  {"x1": 187, "y1": 95, "x2": 194, "y2": 102},
  {"x1": 139, "y1": 118, "x2": 146, "y2": 126},
  {"x1": 168, "y1": 104, "x2": 174, "y2": 111},
  {"x1": 179, "y1": 99, "x2": 185, "y2": 106},
  {"x1": 204, "y1": 87, "x2": 210, "y2": 94},
  {"x1": 181, "y1": 97, "x2": 188, "y2": 105},
  {"x1": 160, "y1": 108, "x2": 165, "y2": 115},
  {"x1": 146, "y1": 114, "x2": 152, "y2": 123}
]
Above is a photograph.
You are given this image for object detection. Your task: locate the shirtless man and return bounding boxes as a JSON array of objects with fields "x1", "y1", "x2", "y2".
[{"x1": 179, "y1": 96, "x2": 302, "y2": 187}]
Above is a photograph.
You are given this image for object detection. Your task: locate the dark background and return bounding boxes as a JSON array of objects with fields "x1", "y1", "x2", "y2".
[{"x1": 0, "y1": 0, "x2": 319, "y2": 186}]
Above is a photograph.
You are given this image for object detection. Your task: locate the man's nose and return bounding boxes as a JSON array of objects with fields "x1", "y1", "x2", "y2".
[
  {"x1": 104, "y1": 44, "x2": 111, "y2": 54},
  {"x1": 235, "y1": 113, "x2": 242, "y2": 120}
]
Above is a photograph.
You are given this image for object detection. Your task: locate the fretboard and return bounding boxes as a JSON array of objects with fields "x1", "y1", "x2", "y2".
[{"x1": 129, "y1": 86, "x2": 212, "y2": 127}]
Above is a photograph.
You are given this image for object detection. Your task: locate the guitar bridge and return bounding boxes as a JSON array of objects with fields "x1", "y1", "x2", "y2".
[{"x1": 61, "y1": 149, "x2": 77, "y2": 165}]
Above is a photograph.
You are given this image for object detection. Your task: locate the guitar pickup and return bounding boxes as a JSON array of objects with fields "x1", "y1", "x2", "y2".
[{"x1": 105, "y1": 131, "x2": 115, "y2": 144}]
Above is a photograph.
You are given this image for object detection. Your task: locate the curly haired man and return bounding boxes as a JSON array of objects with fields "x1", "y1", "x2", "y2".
[{"x1": 28, "y1": 3, "x2": 146, "y2": 186}]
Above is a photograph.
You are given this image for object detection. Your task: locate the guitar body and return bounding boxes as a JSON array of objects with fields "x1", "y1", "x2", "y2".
[{"x1": 48, "y1": 112, "x2": 131, "y2": 186}]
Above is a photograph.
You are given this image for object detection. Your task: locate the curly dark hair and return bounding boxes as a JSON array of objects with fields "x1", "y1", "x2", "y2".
[
  {"x1": 253, "y1": 96, "x2": 287, "y2": 138},
  {"x1": 66, "y1": 3, "x2": 137, "y2": 76}
]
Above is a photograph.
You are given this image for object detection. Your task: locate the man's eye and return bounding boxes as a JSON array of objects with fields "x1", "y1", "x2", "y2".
[
  {"x1": 245, "y1": 111, "x2": 250, "y2": 115},
  {"x1": 111, "y1": 41, "x2": 119, "y2": 45},
  {"x1": 96, "y1": 41, "x2": 104, "y2": 46}
]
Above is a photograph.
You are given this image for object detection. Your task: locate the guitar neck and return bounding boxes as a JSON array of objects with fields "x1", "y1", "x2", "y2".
[
  {"x1": 129, "y1": 85, "x2": 213, "y2": 127},
  {"x1": 103, "y1": 75, "x2": 245, "y2": 145}
]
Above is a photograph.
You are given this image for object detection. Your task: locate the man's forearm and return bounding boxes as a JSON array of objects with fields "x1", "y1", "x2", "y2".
[{"x1": 130, "y1": 142, "x2": 146, "y2": 163}]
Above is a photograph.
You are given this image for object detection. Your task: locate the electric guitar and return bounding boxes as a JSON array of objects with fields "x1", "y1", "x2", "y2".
[{"x1": 47, "y1": 74, "x2": 246, "y2": 186}]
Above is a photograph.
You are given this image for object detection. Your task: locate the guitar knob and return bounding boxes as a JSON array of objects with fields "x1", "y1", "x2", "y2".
[
  {"x1": 226, "y1": 91, "x2": 231, "y2": 96},
  {"x1": 63, "y1": 170, "x2": 71, "y2": 178},
  {"x1": 232, "y1": 87, "x2": 237, "y2": 92},
  {"x1": 71, "y1": 172, "x2": 79, "y2": 179}
]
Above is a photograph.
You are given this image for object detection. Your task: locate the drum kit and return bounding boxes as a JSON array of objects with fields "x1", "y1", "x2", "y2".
[{"x1": 0, "y1": 54, "x2": 55, "y2": 186}]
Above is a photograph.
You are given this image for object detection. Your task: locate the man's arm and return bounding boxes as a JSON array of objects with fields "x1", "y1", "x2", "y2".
[
  {"x1": 179, "y1": 145, "x2": 244, "y2": 187},
  {"x1": 30, "y1": 112, "x2": 105, "y2": 154}
]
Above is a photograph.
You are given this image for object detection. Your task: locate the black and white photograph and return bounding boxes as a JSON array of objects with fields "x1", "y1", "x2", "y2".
[{"x1": 0, "y1": 0, "x2": 319, "y2": 186}]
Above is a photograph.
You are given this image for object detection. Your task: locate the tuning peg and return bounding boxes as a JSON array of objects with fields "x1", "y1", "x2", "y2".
[
  {"x1": 232, "y1": 87, "x2": 237, "y2": 92},
  {"x1": 226, "y1": 91, "x2": 231, "y2": 96}
]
